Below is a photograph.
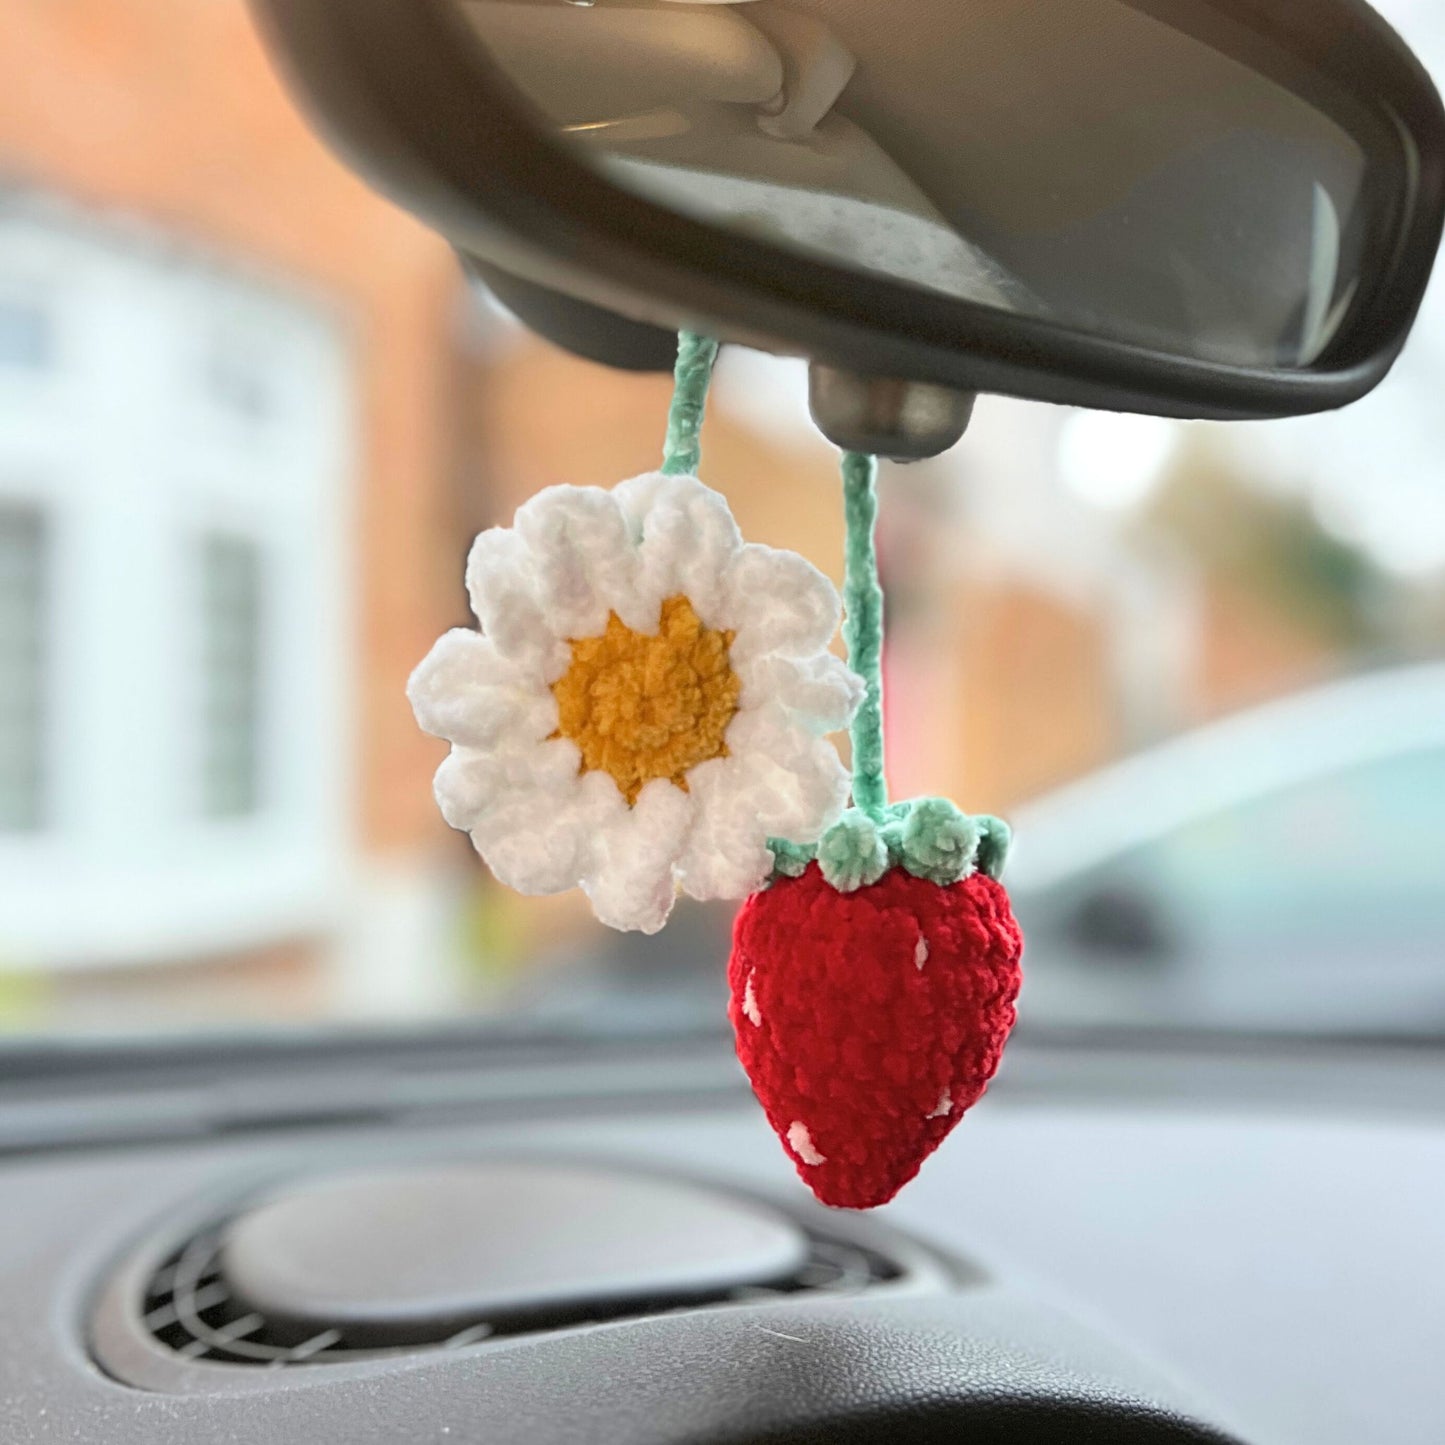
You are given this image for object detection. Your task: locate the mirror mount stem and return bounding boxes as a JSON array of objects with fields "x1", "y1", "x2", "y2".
[{"x1": 807, "y1": 364, "x2": 976, "y2": 461}]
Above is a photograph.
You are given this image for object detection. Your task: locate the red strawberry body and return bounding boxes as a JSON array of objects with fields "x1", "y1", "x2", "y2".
[{"x1": 729, "y1": 863, "x2": 1023, "y2": 1210}]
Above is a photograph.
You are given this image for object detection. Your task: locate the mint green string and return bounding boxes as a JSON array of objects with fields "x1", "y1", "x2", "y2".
[
  {"x1": 658, "y1": 335, "x2": 889, "y2": 836},
  {"x1": 841, "y1": 450, "x2": 888, "y2": 821},
  {"x1": 662, "y1": 332, "x2": 720, "y2": 475}
]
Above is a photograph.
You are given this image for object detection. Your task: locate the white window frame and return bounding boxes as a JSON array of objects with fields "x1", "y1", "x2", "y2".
[
  {"x1": 0, "y1": 198, "x2": 357, "y2": 970},
  {"x1": 0, "y1": 498, "x2": 48, "y2": 833}
]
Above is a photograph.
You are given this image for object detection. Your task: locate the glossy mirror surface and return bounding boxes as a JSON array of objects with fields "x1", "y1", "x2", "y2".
[{"x1": 455, "y1": 0, "x2": 1413, "y2": 370}]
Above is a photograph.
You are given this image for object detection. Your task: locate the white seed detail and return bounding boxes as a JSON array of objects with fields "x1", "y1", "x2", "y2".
[
  {"x1": 787, "y1": 1121, "x2": 827, "y2": 1166},
  {"x1": 914, "y1": 936, "x2": 930, "y2": 970},
  {"x1": 927, "y1": 1089, "x2": 953, "y2": 1119},
  {"x1": 742, "y1": 974, "x2": 763, "y2": 1027}
]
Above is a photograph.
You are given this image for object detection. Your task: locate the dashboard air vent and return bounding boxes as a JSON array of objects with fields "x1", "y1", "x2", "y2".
[{"x1": 130, "y1": 1162, "x2": 913, "y2": 1369}]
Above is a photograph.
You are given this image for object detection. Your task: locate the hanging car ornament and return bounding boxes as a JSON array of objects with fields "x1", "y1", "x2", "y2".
[{"x1": 411, "y1": 334, "x2": 1022, "y2": 1209}]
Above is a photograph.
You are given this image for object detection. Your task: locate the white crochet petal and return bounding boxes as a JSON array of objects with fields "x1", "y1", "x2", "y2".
[
  {"x1": 736, "y1": 651, "x2": 864, "y2": 734},
  {"x1": 676, "y1": 756, "x2": 775, "y2": 902},
  {"x1": 466, "y1": 527, "x2": 569, "y2": 680},
  {"x1": 720, "y1": 545, "x2": 842, "y2": 660},
  {"x1": 619, "y1": 473, "x2": 744, "y2": 628},
  {"x1": 432, "y1": 738, "x2": 580, "y2": 837},
  {"x1": 581, "y1": 779, "x2": 694, "y2": 934},
  {"x1": 408, "y1": 629, "x2": 558, "y2": 750},
  {"x1": 727, "y1": 704, "x2": 852, "y2": 841},
  {"x1": 513, "y1": 485, "x2": 640, "y2": 640},
  {"x1": 436, "y1": 743, "x2": 626, "y2": 896},
  {"x1": 430, "y1": 749, "x2": 505, "y2": 835},
  {"x1": 611, "y1": 470, "x2": 669, "y2": 539},
  {"x1": 476, "y1": 770, "x2": 625, "y2": 898}
]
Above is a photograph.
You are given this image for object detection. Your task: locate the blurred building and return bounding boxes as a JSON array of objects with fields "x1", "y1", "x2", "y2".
[{"x1": 0, "y1": 0, "x2": 469, "y2": 1022}]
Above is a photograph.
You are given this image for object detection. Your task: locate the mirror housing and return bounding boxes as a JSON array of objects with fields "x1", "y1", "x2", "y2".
[{"x1": 249, "y1": 0, "x2": 1445, "y2": 424}]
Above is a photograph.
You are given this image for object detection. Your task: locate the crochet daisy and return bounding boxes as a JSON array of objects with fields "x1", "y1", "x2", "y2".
[{"x1": 409, "y1": 473, "x2": 863, "y2": 934}]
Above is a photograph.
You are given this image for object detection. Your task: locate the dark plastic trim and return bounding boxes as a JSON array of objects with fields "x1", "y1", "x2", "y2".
[
  {"x1": 463, "y1": 257, "x2": 681, "y2": 372},
  {"x1": 250, "y1": 0, "x2": 1445, "y2": 418}
]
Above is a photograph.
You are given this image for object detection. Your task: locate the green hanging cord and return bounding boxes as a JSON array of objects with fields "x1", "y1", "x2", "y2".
[
  {"x1": 841, "y1": 450, "x2": 888, "y2": 822},
  {"x1": 652, "y1": 332, "x2": 1003, "y2": 888},
  {"x1": 816, "y1": 450, "x2": 1002, "y2": 890},
  {"x1": 661, "y1": 332, "x2": 720, "y2": 476}
]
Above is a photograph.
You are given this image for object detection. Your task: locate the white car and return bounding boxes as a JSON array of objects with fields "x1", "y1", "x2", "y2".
[{"x1": 1010, "y1": 664, "x2": 1445, "y2": 1035}]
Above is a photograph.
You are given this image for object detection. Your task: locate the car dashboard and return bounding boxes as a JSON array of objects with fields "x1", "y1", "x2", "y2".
[{"x1": 0, "y1": 1029, "x2": 1439, "y2": 1444}]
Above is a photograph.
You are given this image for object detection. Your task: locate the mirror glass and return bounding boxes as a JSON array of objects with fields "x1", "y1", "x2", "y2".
[{"x1": 455, "y1": 0, "x2": 1413, "y2": 370}]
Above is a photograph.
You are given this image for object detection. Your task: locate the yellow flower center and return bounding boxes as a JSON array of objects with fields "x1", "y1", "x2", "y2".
[{"x1": 552, "y1": 594, "x2": 741, "y2": 806}]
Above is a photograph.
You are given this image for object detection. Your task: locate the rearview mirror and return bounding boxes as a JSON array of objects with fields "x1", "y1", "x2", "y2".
[{"x1": 250, "y1": 0, "x2": 1445, "y2": 447}]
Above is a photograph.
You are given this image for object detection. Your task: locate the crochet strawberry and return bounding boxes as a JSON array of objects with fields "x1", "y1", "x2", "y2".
[
  {"x1": 729, "y1": 861, "x2": 1022, "y2": 1210},
  {"x1": 723, "y1": 445, "x2": 1023, "y2": 1209},
  {"x1": 410, "y1": 333, "x2": 1025, "y2": 1209}
]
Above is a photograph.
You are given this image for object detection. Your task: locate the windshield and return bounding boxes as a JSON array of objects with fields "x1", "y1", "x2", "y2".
[{"x1": 1, "y1": 0, "x2": 1442, "y2": 1045}]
